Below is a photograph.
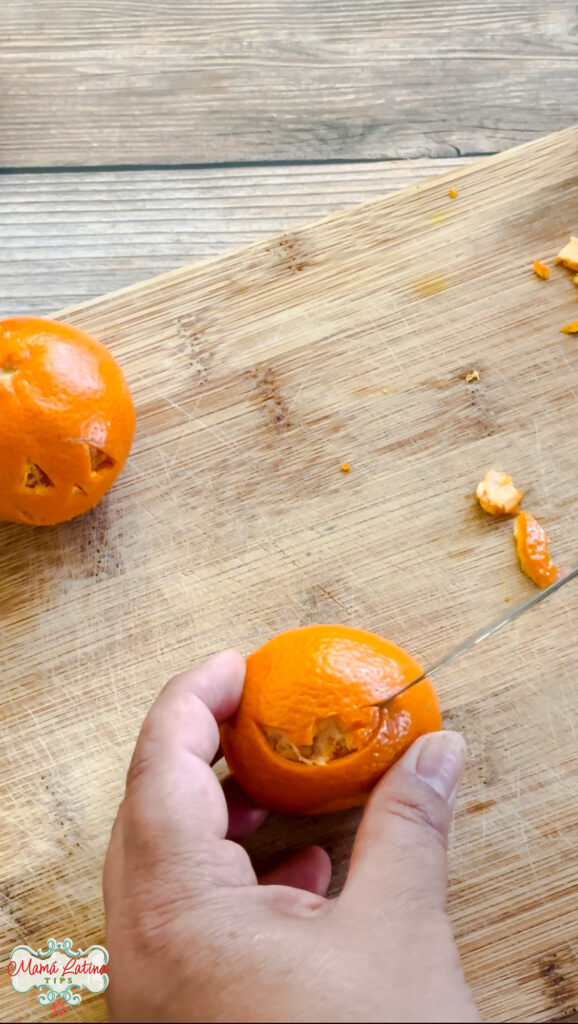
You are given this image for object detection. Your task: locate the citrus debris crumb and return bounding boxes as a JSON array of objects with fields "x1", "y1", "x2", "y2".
[
  {"x1": 476, "y1": 469, "x2": 523, "y2": 516},
  {"x1": 465, "y1": 369, "x2": 480, "y2": 383},
  {"x1": 560, "y1": 322, "x2": 578, "y2": 335},
  {"x1": 340, "y1": 462, "x2": 351, "y2": 473},
  {"x1": 430, "y1": 212, "x2": 446, "y2": 225},
  {"x1": 381, "y1": 387, "x2": 391, "y2": 394},
  {"x1": 533, "y1": 260, "x2": 550, "y2": 280},
  {"x1": 555, "y1": 237, "x2": 578, "y2": 272},
  {"x1": 448, "y1": 188, "x2": 458, "y2": 199}
]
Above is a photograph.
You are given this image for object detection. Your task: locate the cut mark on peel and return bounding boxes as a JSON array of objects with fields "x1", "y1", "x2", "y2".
[
  {"x1": 88, "y1": 445, "x2": 116, "y2": 473},
  {"x1": 264, "y1": 715, "x2": 369, "y2": 766},
  {"x1": 73, "y1": 484, "x2": 88, "y2": 496},
  {"x1": 23, "y1": 461, "x2": 54, "y2": 490}
]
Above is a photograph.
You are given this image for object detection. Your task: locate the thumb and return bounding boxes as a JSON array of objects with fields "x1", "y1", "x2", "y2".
[{"x1": 341, "y1": 730, "x2": 465, "y2": 915}]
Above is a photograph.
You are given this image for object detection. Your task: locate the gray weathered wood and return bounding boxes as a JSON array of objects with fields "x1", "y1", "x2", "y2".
[
  {"x1": 1, "y1": 0, "x2": 577, "y2": 168},
  {"x1": 0, "y1": 157, "x2": 469, "y2": 316}
]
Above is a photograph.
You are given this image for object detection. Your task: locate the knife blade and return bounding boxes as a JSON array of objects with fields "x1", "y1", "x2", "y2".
[{"x1": 368, "y1": 565, "x2": 578, "y2": 709}]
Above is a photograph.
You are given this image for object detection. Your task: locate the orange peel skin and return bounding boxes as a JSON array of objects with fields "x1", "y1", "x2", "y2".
[
  {"x1": 533, "y1": 260, "x2": 550, "y2": 280},
  {"x1": 514, "y1": 511, "x2": 558, "y2": 588}
]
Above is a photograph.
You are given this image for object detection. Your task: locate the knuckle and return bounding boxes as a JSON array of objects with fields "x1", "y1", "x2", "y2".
[
  {"x1": 129, "y1": 890, "x2": 189, "y2": 959},
  {"x1": 125, "y1": 753, "x2": 149, "y2": 791},
  {"x1": 125, "y1": 741, "x2": 161, "y2": 792},
  {"x1": 386, "y1": 787, "x2": 450, "y2": 844}
]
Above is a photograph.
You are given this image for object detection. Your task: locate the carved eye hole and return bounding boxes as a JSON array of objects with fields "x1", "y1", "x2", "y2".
[
  {"x1": 88, "y1": 445, "x2": 116, "y2": 473},
  {"x1": 23, "y1": 461, "x2": 54, "y2": 489}
]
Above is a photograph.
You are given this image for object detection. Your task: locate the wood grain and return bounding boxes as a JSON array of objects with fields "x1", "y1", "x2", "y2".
[
  {"x1": 1, "y1": 127, "x2": 578, "y2": 1023},
  {"x1": 0, "y1": 157, "x2": 469, "y2": 317},
  {"x1": 2, "y1": 0, "x2": 577, "y2": 168}
]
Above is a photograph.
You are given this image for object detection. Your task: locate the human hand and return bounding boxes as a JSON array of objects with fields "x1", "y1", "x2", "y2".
[{"x1": 104, "y1": 651, "x2": 479, "y2": 1023}]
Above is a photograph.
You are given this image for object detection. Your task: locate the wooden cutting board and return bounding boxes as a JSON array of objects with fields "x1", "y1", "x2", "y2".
[{"x1": 1, "y1": 127, "x2": 577, "y2": 1024}]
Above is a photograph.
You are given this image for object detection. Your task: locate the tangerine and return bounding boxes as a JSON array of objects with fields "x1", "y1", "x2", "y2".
[
  {"x1": 0, "y1": 317, "x2": 135, "y2": 526},
  {"x1": 220, "y1": 624, "x2": 441, "y2": 815}
]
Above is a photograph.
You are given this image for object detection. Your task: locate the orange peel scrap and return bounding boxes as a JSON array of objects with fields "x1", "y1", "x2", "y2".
[
  {"x1": 514, "y1": 512, "x2": 558, "y2": 588},
  {"x1": 533, "y1": 260, "x2": 550, "y2": 280},
  {"x1": 555, "y1": 237, "x2": 578, "y2": 272},
  {"x1": 476, "y1": 469, "x2": 523, "y2": 516}
]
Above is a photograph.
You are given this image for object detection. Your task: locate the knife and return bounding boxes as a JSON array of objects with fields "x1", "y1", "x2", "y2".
[{"x1": 369, "y1": 565, "x2": 578, "y2": 709}]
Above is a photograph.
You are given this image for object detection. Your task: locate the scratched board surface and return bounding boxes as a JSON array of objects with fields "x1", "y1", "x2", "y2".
[{"x1": 1, "y1": 128, "x2": 578, "y2": 1023}]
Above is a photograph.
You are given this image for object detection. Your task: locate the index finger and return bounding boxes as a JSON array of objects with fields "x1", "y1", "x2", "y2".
[{"x1": 124, "y1": 649, "x2": 245, "y2": 841}]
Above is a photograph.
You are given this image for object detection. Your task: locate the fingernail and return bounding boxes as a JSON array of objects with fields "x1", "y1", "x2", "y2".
[{"x1": 415, "y1": 731, "x2": 465, "y2": 803}]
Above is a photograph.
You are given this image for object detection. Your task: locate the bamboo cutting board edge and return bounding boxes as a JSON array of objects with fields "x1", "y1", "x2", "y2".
[{"x1": 51, "y1": 127, "x2": 576, "y2": 325}]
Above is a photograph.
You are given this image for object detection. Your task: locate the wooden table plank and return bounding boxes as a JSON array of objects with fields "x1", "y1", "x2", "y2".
[
  {"x1": 0, "y1": 157, "x2": 470, "y2": 316},
  {"x1": 1, "y1": 0, "x2": 577, "y2": 168}
]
